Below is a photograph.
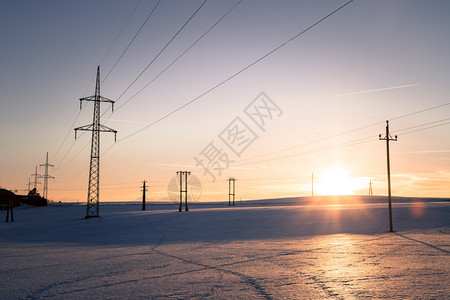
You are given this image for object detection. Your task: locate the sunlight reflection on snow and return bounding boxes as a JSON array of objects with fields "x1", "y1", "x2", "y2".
[
  {"x1": 410, "y1": 198, "x2": 426, "y2": 218},
  {"x1": 310, "y1": 234, "x2": 365, "y2": 296}
]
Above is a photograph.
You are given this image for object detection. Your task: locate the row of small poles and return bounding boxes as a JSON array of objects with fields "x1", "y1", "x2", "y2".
[{"x1": 140, "y1": 174, "x2": 237, "y2": 211}]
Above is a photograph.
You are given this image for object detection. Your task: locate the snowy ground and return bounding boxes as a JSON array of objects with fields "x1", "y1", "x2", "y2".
[{"x1": 1, "y1": 197, "x2": 449, "y2": 299}]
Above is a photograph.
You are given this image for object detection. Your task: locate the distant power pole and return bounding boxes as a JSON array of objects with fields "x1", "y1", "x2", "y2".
[
  {"x1": 6, "y1": 198, "x2": 14, "y2": 222},
  {"x1": 75, "y1": 66, "x2": 117, "y2": 219},
  {"x1": 369, "y1": 180, "x2": 373, "y2": 196},
  {"x1": 379, "y1": 120, "x2": 397, "y2": 232},
  {"x1": 31, "y1": 166, "x2": 41, "y2": 192},
  {"x1": 25, "y1": 178, "x2": 33, "y2": 192},
  {"x1": 227, "y1": 177, "x2": 236, "y2": 206},
  {"x1": 39, "y1": 152, "x2": 55, "y2": 200},
  {"x1": 141, "y1": 180, "x2": 148, "y2": 211},
  {"x1": 312, "y1": 172, "x2": 314, "y2": 197},
  {"x1": 176, "y1": 171, "x2": 190, "y2": 212}
]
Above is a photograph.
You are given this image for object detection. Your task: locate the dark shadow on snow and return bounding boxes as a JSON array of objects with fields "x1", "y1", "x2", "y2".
[{"x1": 394, "y1": 232, "x2": 449, "y2": 254}]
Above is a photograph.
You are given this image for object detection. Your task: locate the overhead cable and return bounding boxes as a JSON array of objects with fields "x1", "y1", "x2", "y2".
[{"x1": 116, "y1": 0, "x2": 356, "y2": 142}]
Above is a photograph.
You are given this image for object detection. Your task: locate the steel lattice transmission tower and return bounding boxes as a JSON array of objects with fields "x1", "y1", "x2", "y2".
[
  {"x1": 31, "y1": 166, "x2": 41, "y2": 191},
  {"x1": 75, "y1": 66, "x2": 117, "y2": 219},
  {"x1": 25, "y1": 178, "x2": 33, "y2": 192},
  {"x1": 39, "y1": 152, "x2": 55, "y2": 199}
]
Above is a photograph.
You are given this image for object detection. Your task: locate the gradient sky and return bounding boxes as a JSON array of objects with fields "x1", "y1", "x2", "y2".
[{"x1": 1, "y1": 0, "x2": 449, "y2": 203}]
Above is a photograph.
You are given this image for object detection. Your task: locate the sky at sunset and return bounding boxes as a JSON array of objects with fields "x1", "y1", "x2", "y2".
[{"x1": 1, "y1": 0, "x2": 449, "y2": 203}]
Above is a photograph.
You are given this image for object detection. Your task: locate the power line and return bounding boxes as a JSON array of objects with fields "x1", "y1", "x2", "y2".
[
  {"x1": 50, "y1": 109, "x2": 83, "y2": 163},
  {"x1": 48, "y1": 91, "x2": 95, "y2": 163},
  {"x1": 232, "y1": 117, "x2": 450, "y2": 167},
  {"x1": 398, "y1": 120, "x2": 450, "y2": 136},
  {"x1": 392, "y1": 117, "x2": 450, "y2": 134},
  {"x1": 99, "y1": 0, "x2": 144, "y2": 70},
  {"x1": 235, "y1": 102, "x2": 450, "y2": 165},
  {"x1": 114, "y1": 0, "x2": 355, "y2": 143},
  {"x1": 48, "y1": 1, "x2": 146, "y2": 166},
  {"x1": 234, "y1": 136, "x2": 376, "y2": 167},
  {"x1": 112, "y1": 0, "x2": 243, "y2": 113},
  {"x1": 55, "y1": 168, "x2": 87, "y2": 184},
  {"x1": 58, "y1": 0, "x2": 355, "y2": 169},
  {"x1": 55, "y1": 137, "x2": 90, "y2": 170},
  {"x1": 59, "y1": 0, "x2": 211, "y2": 168},
  {"x1": 114, "y1": 0, "x2": 209, "y2": 103},
  {"x1": 56, "y1": 117, "x2": 449, "y2": 204},
  {"x1": 238, "y1": 120, "x2": 384, "y2": 164},
  {"x1": 390, "y1": 102, "x2": 450, "y2": 122},
  {"x1": 102, "y1": 0, "x2": 160, "y2": 84},
  {"x1": 48, "y1": 109, "x2": 80, "y2": 160},
  {"x1": 55, "y1": 117, "x2": 448, "y2": 200},
  {"x1": 99, "y1": 97, "x2": 450, "y2": 173},
  {"x1": 52, "y1": 185, "x2": 151, "y2": 191},
  {"x1": 55, "y1": 0, "x2": 450, "y2": 183},
  {"x1": 64, "y1": 101, "x2": 450, "y2": 182}
]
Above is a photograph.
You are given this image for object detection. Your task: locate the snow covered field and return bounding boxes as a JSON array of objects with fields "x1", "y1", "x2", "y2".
[{"x1": 1, "y1": 197, "x2": 449, "y2": 299}]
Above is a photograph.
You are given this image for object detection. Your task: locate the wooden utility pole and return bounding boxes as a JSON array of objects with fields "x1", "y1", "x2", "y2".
[
  {"x1": 227, "y1": 177, "x2": 236, "y2": 206},
  {"x1": 379, "y1": 120, "x2": 397, "y2": 232},
  {"x1": 176, "y1": 171, "x2": 190, "y2": 212},
  {"x1": 141, "y1": 180, "x2": 148, "y2": 211},
  {"x1": 6, "y1": 198, "x2": 14, "y2": 222}
]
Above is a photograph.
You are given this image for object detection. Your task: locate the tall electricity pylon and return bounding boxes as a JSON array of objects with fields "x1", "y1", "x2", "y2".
[
  {"x1": 25, "y1": 178, "x2": 33, "y2": 192},
  {"x1": 39, "y1": 152, "x2": 55, "y2": 200},
  {"x1": 31, "y1": 166, "x2": 41, "y2": 192},
  {"x1": 379, "y1": 120, "x2": 397, "y2": 232},
  {"x1": 75, "y1": 66, "x2": 117, "y2": 219}
]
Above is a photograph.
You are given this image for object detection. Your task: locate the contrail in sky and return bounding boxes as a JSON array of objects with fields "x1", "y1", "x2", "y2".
[{"x1": 318, "y1": 83, "x2": 420, "y2": 100}]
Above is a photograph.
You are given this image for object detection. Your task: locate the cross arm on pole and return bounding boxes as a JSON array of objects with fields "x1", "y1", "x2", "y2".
[
  {"x1": 79, "y1": 96, "x2": 115, "y2": 111},
  {"x1": 379, "y1": 120, "x2": 398, "y2": 141},
  {"x1": 99, "y1": 125, "x2": 118, "y2": 142},
  {"x1": 74, "y1": 124, "x2": 93, "y2": 139},
  {"x1": 74, "y1": 124, "x2": 117, "y2": 141}
]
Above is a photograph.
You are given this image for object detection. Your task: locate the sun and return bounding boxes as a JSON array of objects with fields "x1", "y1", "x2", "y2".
[{"x1": 316, "y1": 167, "x2": 355, "y2": 196}]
